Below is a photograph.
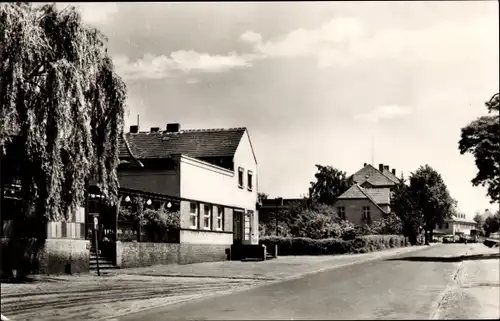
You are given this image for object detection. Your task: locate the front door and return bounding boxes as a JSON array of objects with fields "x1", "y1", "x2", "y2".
[{"x1": 233, "y1": 210, "x2": 243, "y2": 245}]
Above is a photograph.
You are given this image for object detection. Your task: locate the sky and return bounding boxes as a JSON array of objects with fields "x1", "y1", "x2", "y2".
[{"x1": 62, "y1": 1, "x2": 498, "y2": 218}]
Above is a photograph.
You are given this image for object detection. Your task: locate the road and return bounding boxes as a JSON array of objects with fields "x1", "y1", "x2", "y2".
[{"x1": 117, "y1": 244, "x2": 499, "y2": 320}]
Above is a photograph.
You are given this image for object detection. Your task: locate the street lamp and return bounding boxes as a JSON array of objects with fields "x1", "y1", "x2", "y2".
[
  {"x1": 167, "y1": 202, "x2": 172, "y2": 208},
  {"x1": 124, "y1": 196, "x2": 131, "y2": 202},
  {"x1": 146, "y1": 199, "x2": 152, "y2": 206}
]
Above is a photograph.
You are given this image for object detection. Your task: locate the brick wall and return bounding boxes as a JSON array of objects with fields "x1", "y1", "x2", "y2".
[
  {"x1": 116, "y1": 241, "x2": 180, "y2": 268},
  {"x1": 39, "y1": 239, "x2": 90, "y2": 274},
  {"x1": 116, "y1": 241, "x2": 229, "y2": 268},
  {"x1": 335, "y1": 199, "x2": 385, "y2": 226},
  {"x1": 0, "y1": 238, "x2": 89, "y2": 276}
]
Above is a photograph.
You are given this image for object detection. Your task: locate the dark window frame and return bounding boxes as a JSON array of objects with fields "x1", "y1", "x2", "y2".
[
  {"x1": 238, "y1": 167, "x2": 244, "y2": 189},
  {"x1": 247, "y1": 170, "x2": 253, "y2": 191}
]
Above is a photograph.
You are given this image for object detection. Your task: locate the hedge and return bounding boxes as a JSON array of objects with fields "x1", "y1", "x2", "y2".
[{"x1": 259, "y1": 234, "x2": 409, "y2": 256}]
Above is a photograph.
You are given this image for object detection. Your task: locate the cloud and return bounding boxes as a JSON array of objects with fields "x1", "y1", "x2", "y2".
[
  {"x1": 240, "y1": 31, "x2": 263, "y2": 44},
  {"x1": 354, "y1": 105, "x2": 413, "y2": 123},
  {"x1": 239, "y1": 16, "x2": 498, "y2": 68},
  {"x1": 114, "y1": 51, "x2": 252, "y2": 80}
]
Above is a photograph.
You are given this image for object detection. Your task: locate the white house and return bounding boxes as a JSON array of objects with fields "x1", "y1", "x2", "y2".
[
  {"x1": 115, "y1": 123, "x2": 260, "y2": 266},
  {"x1": 434, "y1": 212, "x2": 477, "y2": 236}
]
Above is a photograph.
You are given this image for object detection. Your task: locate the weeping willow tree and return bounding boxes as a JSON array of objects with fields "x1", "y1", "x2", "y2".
[{"x1": 0, "y1": 3, "x2": 127, "y2": 224}]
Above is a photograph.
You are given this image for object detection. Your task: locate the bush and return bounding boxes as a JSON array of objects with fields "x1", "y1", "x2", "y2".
[{"x1": 259, "y1": 234, "x2": 409, "y2": 256}]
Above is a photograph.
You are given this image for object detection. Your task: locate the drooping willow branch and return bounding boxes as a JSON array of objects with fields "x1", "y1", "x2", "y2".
[{"x1": 0, "y1": 3, "x2": 128, "y2": 221}]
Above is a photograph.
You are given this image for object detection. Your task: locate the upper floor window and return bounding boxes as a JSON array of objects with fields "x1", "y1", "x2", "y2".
[
  {"x1": 247, "y1": 170, "x2": 253, "y2": 191},
  {"x1": 216, "y1": 206, "x2": 224, "y2": 231},
  {"x1": 190, "y1": 202, "x2": 198, "y2": 228},
  {"x1": 363, "y1": 206, "x2": 371, "y2": 220},
  {"x1": 203, "y1": 204, "x2": 211, "y2": 230},
  {"x1": 337, "y1": 207, "x2": 346, "y2": 220},
  {"x1": 238, "y1": 167, "x2": 244, "y2": 189}
]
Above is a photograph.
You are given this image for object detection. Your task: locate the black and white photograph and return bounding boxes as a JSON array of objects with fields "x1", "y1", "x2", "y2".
[{"x1": 0, "y1": 1, "x2": 499, "y2": 320}]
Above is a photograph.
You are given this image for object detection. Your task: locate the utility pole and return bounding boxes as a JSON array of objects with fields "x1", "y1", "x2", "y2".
[{"x1": 371, "y1": 135, "x2": 375, "y2": 166}]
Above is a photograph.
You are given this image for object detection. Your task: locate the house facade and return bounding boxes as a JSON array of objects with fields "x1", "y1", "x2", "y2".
[
  {"x1": 0, "y1": 124, "x2": 260, "y2": 276},
  {"x1": 334, "y1": 163, "x2": 401, "y2": 226},
  {"x1": 433, "y1": 212, "x2": 477, "y2": 236},
  {"x1": 115, "y1": 124, "x2": 259, "y2": 267}
]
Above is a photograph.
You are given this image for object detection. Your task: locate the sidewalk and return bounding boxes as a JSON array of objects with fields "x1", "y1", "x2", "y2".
[
  {"x1": 1, "y1": 245, "x2": 427, "y2": 321},
  {"x1": 434, "y1": 244, "x2": 500, "y2": 319},
  {"x1": 112, "y1": 244, "x2": 429, "y2": 281}
]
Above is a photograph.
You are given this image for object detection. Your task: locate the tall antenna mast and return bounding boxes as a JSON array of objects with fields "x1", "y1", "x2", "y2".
[
  {"x1": 137, "y1": 114, "x2": 140, "y2": 127},
  {"x1": 371, "y1": 135, "x2": 375, "y2": 166}
]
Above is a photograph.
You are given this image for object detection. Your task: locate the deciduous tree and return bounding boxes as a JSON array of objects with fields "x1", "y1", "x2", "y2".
[
  {"x1": 459, "y1": 93, "x2": 500, "y2": 204},
  {"x1": 483, "y1": 211, "x2": 500, "y2": 237},
  {"x1": 309, "y1": 165, "x2": 353, "y2": 205},
  {"x1": 409, "y1": 165, "x2": 456, "y2": 244},
  {"x1": 0, "y1": 3, "x2": 127, "y2": 223},
  {"x1": 390, "y1": 178, "x2": 422, "y2": 244}
]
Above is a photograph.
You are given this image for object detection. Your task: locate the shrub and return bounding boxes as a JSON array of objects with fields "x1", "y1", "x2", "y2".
[{"x1": 259, "y1": 234, "x2": 409, "y2": 256}]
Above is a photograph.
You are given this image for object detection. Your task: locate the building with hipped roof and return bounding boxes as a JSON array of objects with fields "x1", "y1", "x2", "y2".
[{"x1": 333, "y1": 163, "x2": 401, "y2": 226}]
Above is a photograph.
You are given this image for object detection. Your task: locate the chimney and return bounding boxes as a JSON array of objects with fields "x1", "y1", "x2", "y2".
[
  {"x1": 379, "y1": 163, "x2": 384, "y2": 171},
  {"x1": 166, "y1": 123, "x2": 181, "y2": 133},
  {"x1": 363, "y1": 163, "x2": 367, "y2": 167},
  {"x1": 150, "y1": 127, "x2": 160, "y2": 133},
  {"x1": 392, "y1": 168, "x2": 396, "y2": 175},
  {"x1": 384, "y1": 165, "x2": 389, "y2": 171},
  {"x1": 130, "y1": 125, "x2": 139, "y2": 133}
]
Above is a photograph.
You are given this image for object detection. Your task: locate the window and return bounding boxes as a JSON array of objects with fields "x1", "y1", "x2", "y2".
[
  {"x1": 363, "y1": 207, "x2": 371, "y2": 220},
  {"x1": 247, "y1": 170, "x2": 253, "y2": 191},
  {"x1": 190, "y1": 202, "x2": 198, "y2": 228},
  {"x1": 445, "y1": 223, "x2": 449, "y2": 229},
  {"x1": 238, "y1": 167, "x2": 244, "y2": 188},
  {"x1": 203, "y1": 204, "x2": 211, "y2": 229},
  {"x1": 216, "y1": 206, "x2": 224, "y2": 230},
  {"x1": 337, "y1": 207, "x2": 346, "y2": 220}
]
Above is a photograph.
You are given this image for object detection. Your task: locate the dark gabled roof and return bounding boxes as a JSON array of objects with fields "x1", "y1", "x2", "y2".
[
  {"x1": 336, "y1": 184, "x2": 389, "y2": 214},
  {"x1": 337, "y1": 184, "x2": 367, "y2": 199},
  {"x1": 119, "y1": 128, "x2": 246, "y2": 159},
  {"x1": 351, "y1": 164, "x2": 399, "y2": 186},
  {"x1": 382, "y1": 169, "x2": 400, "y2": 184},
  {"x1": 364, "y1": 188, "x2": 390, "y2": 205}
]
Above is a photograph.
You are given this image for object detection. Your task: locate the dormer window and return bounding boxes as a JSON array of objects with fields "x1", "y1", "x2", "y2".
[{"x1": 238, "y1": 167, "x2": 244, "y2": 189}]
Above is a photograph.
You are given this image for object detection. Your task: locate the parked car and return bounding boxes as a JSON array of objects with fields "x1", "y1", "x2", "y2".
[{"x1": 443, "y1": 236, "x2": 455, "y2": 244}]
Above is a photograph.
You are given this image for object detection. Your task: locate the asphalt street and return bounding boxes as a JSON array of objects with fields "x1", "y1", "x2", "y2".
[{"x1": 117, "y1": 244, "x2": 499, "y2": 320}]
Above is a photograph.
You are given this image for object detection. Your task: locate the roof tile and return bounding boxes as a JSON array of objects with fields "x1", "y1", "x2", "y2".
[
  {"x1": 119, "y1": 128, "x2": 246, "y2": 159},
  {"x1": 364, "y1": 188, "x2": 390, "y2": 205}
]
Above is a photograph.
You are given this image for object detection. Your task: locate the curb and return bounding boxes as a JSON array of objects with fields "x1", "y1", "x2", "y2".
[{"x1": 101, "y1": 245, "x2": 430, "y2": 321}]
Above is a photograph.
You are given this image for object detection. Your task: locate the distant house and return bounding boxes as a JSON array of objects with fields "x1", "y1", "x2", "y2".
[
  {"x1": 434, "y1": 213, "x2": 477, "y2": 237},
  {"x1": 334, "y1": 163, "x2": 401, "y2": 226},
  {"x1": 259, "y1": 198, "x2": 308, "y2": 224}
]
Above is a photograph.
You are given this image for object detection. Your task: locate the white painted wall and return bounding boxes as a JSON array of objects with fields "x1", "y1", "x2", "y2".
[
  {"x1": 179, "y1": 130, "x2": 259, "y2": 245},
  {"x1": 180, "y1": 230, "x2": 233, "y2": 245},
  {"x1": 179, "y1": 131, "x2": 257, "y2": 212}
]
